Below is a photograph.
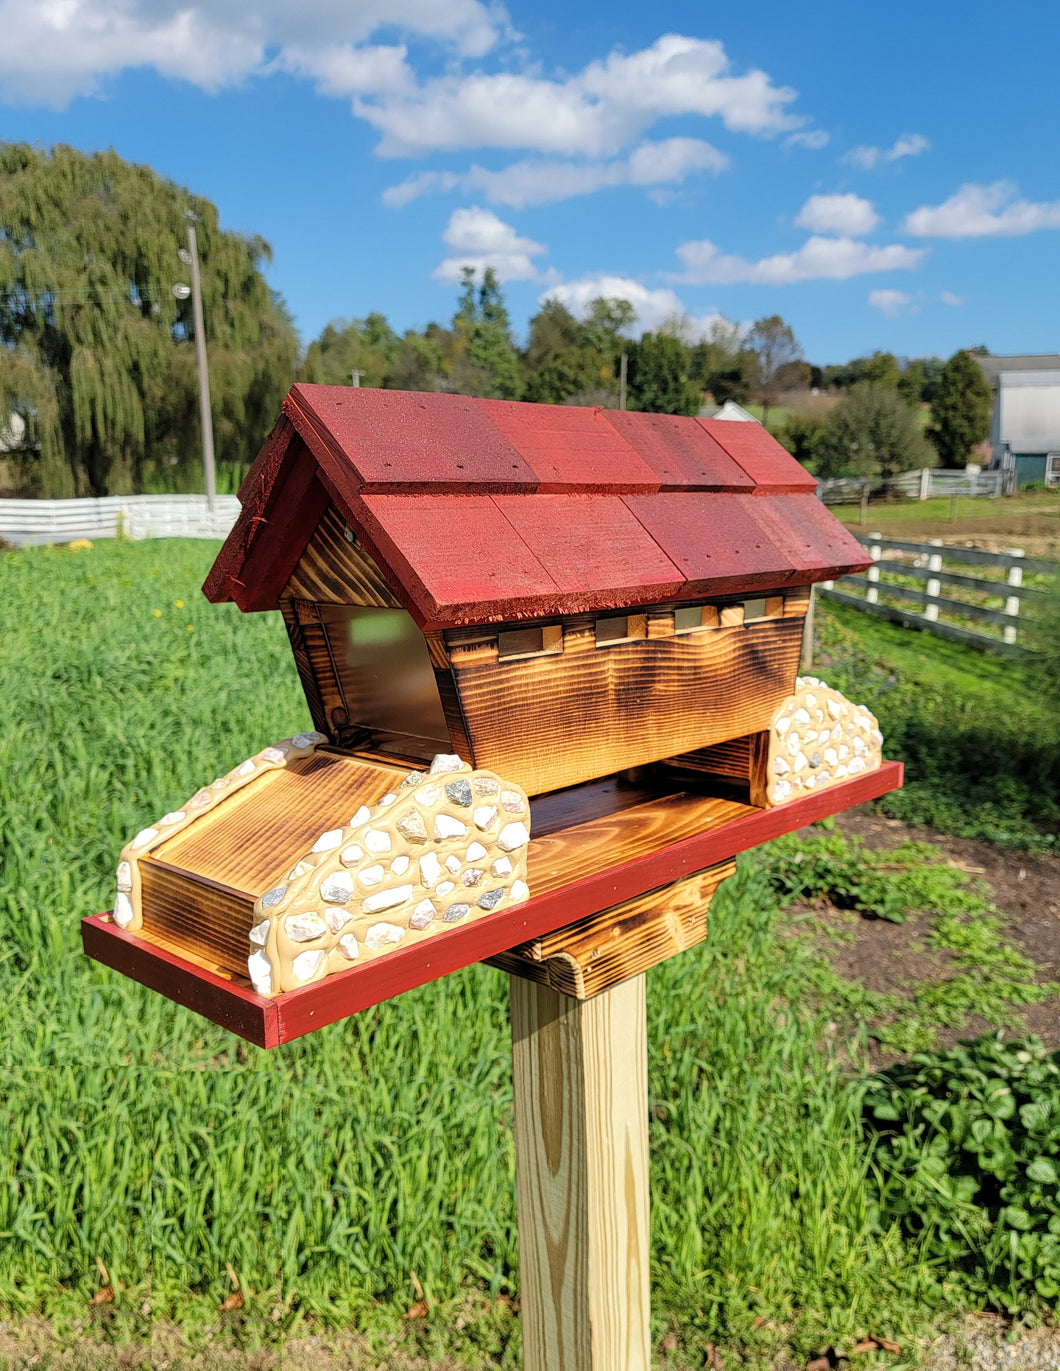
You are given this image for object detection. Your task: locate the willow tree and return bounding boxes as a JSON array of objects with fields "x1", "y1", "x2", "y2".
[{"x1": 0, "y1": 143, "x2": 299, "y2": 496}]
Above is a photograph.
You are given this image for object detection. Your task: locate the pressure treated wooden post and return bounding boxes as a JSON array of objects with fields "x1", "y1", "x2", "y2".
[{"x1": 510, "y1": 973, "x2": 651, "y2": 1371}]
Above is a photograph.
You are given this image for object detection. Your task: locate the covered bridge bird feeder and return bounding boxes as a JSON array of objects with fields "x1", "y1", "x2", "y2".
[{"x1": 84, "y1": 386, "x2": 901, "y2": 1369}]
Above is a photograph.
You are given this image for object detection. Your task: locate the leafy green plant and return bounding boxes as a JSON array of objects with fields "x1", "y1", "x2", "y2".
[{"x1": 865, "y1": 1035, "x2": 1060, "y2": 1309}]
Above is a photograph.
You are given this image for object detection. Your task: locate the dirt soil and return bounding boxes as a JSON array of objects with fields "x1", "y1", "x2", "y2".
[
  {"x1": 796, "y1": 805, "x2": 1060, "y2": 1055},
  {"x1": 844, "y1": 508, "x2": 1060, "y2": 560}
]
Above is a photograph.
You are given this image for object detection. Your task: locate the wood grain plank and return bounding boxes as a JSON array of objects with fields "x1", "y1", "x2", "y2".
[
  {"x1": 479, "y1": 399, "x2": 659, "y2": 493},
  {"x1": 284, "y1": 503, "x2": 403, "y2": 606},
  {"x1": 510, "y1": 974, "x2": 650, "y2": 1371},
  {"x1": 697, "y1": 419, "x2": 818, "y2": 493},
  {"x1": 600, "y1": 410, "x2": 755, "y2": 490},
  {"x1": 737, "y1": 494, "x2": 873, "y2": 581}
]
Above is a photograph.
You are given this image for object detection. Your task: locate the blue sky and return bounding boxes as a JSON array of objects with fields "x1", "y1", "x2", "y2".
[{"x1": 1, "y1": 0, "x2": 1058, "y2": 365}]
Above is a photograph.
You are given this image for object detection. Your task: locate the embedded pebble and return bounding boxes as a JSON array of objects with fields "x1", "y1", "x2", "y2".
[
  {"x1": 429, "y1": 754, "x2": 465, "y2": 775},
  {"x1": 462, "y1": 868, "x2": 485, "y2": 887},
  {"x1": 445, "y1": 779, "x2": 472, "y2": 807},
  {"x1": 824, "y1": 748, "x2": 837, "y2": 767},
  {"x1": 774, "y1": 757, "x2": 790, "y2": 775},
  {"x1": 248, "y1": 949, "x2": 273, "y2": 995},
  {"x1": 444, "y1": 903, "x2": 470, "y2": 923},
  {"x1": 364, "y1": 828, "x2": 392, "y2": 854},
  {"x1": 397, "y1": 811, "x2": 428, "y2": 843},
  {"x1": 835, "y1": 764, "x2": 848, "y2": 778},
  {"x1": 765, "y1": 681, "x2": 882, "y2": 806},
  {"x1": 474, "y1": 777, "x2": 499, "y2": 796},
  {"x1": 437, "y1": 880, "x2": 455, "y2": 897},
  {"x1": 235, "y1": 760, "x2": 256, "y2": 778},
  {"x1": 358, "y1": 864, "x2": 385, "y2": 887},
  {"x1": 501, "y1": 791, "x2": 525, "y2": 814},
  {"x1": 794, "y1": 708, "x2": 810, "y2": 724},
  {"x1": 261, "y1": 885, "x2": 287, "y2": 909},
  {"x1": 132, "y1": 827, "x2": 159, "y2": 848},
  {"x1": 445, "y1": 854, "x2": 461, "y2": 874},
  {"x1": 498, "y1": 821, "x2": 529, "y2": 851},
  {"x1": 312, "y1": 829, "x2": 343, "y2": 853},
  {"x1": 320, "y1": 871, "x2": 354, "y2": 903},
  {"x1": 114, "y1": 891, "x2": 134, "y2": 928},
  {"x1": 419, "y1": 852, "x2": 441, "y2": 887},
  {"x1": 415, "y1": 785, "x2": 441, "y2": 807},
  {"x1": 289, "y1": 860, "x2": 312, "y2": 879},
  {"x1": 809, "y1": 752, "x2": 822, "y2": 769},
  {"x1": 365, "y1": 923, "x2": 405, "y2": 949},
  {"x1": 804, "y1": 693, "x2": 816, "y2": 707},
  {"x1": 261, "y1": 746, "x2": 288, "y2": 764},
  {"x1": 340, "y1": 845, "x2": 365, "y2": 867},
  {"x1": 286, "y1": 912, "x2": 328, "y2": 942},
  {"x1": 474, "y1": 806, "x2": 498, "y2": 830},
  {"x1": 362, "y1": 884, "x2": 413, "y2": 914},
  {"x1": 492, "y1": 857, "x2": 512, "y2": 877},
  {"x1": 188, "y1": 789, "x2": 212, "y2": 808},
  {"x1": 849, "y1": 757, "x2": 866, "y2": 774},
  {"x1": 510, "y1": 880, "x2": 529, "y2": 903},
  {"x1": 379, "y1": 794, "x2": 396, "y2": 807},
  {"x1": 398, "y1": 771, "x2": 424, "y2": 790},
  {"x1": 827, "y1": 699, "x2": 841, "y2": 719},
  {"x1": 292, "y1": 731, "x2": 324, "y2": 748},
  {"x1": 773, "y1": 780, "x2": 792, "y2": 802},
  {"x1": 466, "y1": 842, "x2": 487, "y2": 861},
  {"x1": 116, "y1": 861, "x2": 132, "y2": 892},
  {"x1": 391, "y1": 855, "x2": 410, "y2": 876},
  {"x1": 323, "y1": 907, "x2": 352, "y2": 934},
  {"x1": 292, "y1": 949, "x2": 325, "y2": 981},
  {"x1": 838, "y1": 744, "x2": 850, "y2": 761},
  {"x1": 794, "y1": 751, "x2": 808, "y2": 770},
  {"x1": 477, "y1": 888, "x2": 503, "y2": 910},
  {"x1": 853, "y1": 736, "x2": 866, "y2": 756},
  {"x1": 338, "y1": 933, "x2": 359, "y2": 959},
  {"x1": 434, "y1": 813, "x2": 467, "y2": 841},
  {"x1": 410, "y1": 899, "x2": 436, "y2": 930},
  {"x1": 350, "y1": 805, "x2": 371, "y2": 826},
  {"x1": 249, "y1": 919, "x2": 269, "y2": 946},
  {"x1": 786, "y1": 733, "x2": 800, "y2": 757},
  {"x1": 776, "y1": 718, "x2": 790, "y2": 735},
  {"x1": 160, "y1": 810, "x2": 186, "y2": 825}
]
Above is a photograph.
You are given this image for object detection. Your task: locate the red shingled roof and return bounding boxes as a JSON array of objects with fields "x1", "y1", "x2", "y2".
[{"x1": 205, "y1": 384, "x2": 869, "y2": 628}]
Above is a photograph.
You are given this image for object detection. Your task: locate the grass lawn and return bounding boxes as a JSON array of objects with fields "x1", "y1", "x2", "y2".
[{"x1": 1, "y1": 539, "x2": 1057, "y2": 1367}]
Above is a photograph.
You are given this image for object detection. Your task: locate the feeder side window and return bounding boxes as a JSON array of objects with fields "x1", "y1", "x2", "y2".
[
  {"x1": 674, "y1": 605, "x2": 719, "y2": 633},
  {"x1": 497, "y1": 625, "x2": 563, "y2": 660},
  {"x1": 742, "y1": 598, "x2": 768, "y2": 622},
  {"x1": 594, "y1": 614, "x2": 646, "y2": 646}
]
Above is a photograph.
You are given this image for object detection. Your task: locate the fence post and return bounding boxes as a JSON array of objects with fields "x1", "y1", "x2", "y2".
[
  {"x1": 924, "y1": 538, "x2": 943, "y2": 621},
  {"x1": 1004, "y1": 549, "x2": 1024, "y2": 645},
  {"x1": 919, "y1": 468, "x2": 931, "y2": 501},
  {"x1": 859, "y1": 479, "x2": 869, "y2": 526},
  {"x1": 866, "y1": 533, "x2": 882, "y2": 604}
]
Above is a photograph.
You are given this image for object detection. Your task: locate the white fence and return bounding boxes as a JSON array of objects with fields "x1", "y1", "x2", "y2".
[
  {"x1": 819, "y1": 534, "x2": 1057, "y2": 655},
  {"x1": 0, "y1": 495, "x2": 240, "y2": 546},
  {"x1": 817, "y1": 468, "x2": 1013, "y2": 507}
]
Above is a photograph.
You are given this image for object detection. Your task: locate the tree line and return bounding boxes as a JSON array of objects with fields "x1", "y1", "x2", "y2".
[{"x1": 0, "y1": 144, "x2": 992, "y2": 499}]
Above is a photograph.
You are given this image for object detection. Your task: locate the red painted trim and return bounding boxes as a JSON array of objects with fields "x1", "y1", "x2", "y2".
[{"x1": 83, "y1": 762, "x2": 902, "y2": 1046}]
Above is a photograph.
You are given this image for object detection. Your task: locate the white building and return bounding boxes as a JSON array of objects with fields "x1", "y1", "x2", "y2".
[{"x1": 976, "y1": 354, "x2": 1060, "y2": 487}]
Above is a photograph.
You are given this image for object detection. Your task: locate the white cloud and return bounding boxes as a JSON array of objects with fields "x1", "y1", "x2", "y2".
[
  {"x1": 940, "y1": 291, "x2": 964, "y2": 307},
  {"x1": 784, "y1": 129, "x2": 829, "y2": 151},
  {"x1": 541, "y1": 275, "x2": 724, "y2": 339},
  {"x1": 904, "y1": 180, "x2": 1060, "y2": 238},
  {"x1": 843, "y1": 133, "x2": 930, "y2": 170},
  {"x1": 868, "y1": 289, "x2": 915, "y2": 318},
  {"x1": 358, "y1": 34, "x2": 803, "y2": 158},
  {"x1": 383, "y1": 137, "x2": 727, "y2": 208},
  {"x1": 0, "y1": 0, "x2": 505, "y2": 104},
  {"x1": 795, "y1": 193, "x2": 878, "y2": 236},
  {"x1": 433, "y1": 206, "x2": 547, "y2": 282},
  {"x1": 674, "y1": 235, "x2": 925, "y2": 285}
]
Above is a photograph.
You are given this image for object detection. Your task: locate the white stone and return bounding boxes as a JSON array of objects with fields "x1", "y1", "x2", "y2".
[
  {"x1": 804, "y1": 774, "x2": 816, "y2": 789},
  {"x1": 311, "y1": 829, "x2": 343, "y2": 853},
  {"x1": 391, "y1": 855, "x2": 410, "y2": 876},
  {"x1": 379, "y1": 794, "x2": 396, "y2": 807},
  {"x1": 838, "y1": 745, "x2": 850, "y2": 762},
  {"x1": 786, "y1": 733, "x2": 800, "y2": 757},
  {"x1": 815, "y1": 709, "x2": 825, "y2": 724},
  {"x1": 364, "y1": 829, "x2": 391, "y2": 854},
  {"x1": 288, "y1": 861, "x2": 311, "y2": 880},
  {"x1": 292, "y1": 949, "x2": 325, "y2": 981},
  {"x1": 462, "y1": 868, "x2": 484, "y2": 887},
  {"x1": 849, "y1": 757, "x2": 866, "y2": 774},
  {"x1": 434, "y1": 813, "x2": 467, "y2": 841},
  {"x1": 188, "y1": 789, "x2": 212, "y2": 808},
  {"x1": 498, "y1": 822, "x2": 530, "y2": 852},
  {"x1": 286, "y1": 913, "x2": 328, "y2": 942},
  {"x1": 776, "y1": 717, "x2": 791, "y2": 735},
  {"x1": 773, "y1": 779, "x2": 792, "y2": 802},
  {"x1": 338, "y1": 933, "x2": 359, "y2": 959},
  {"x1": 132, "y1": 827, "x2": 159, "y2": 848},
  {"x1": 365, "y1": 923, "x2": 405, "y2": 949},
  {"x1": 339, "y1": 845, "x2": 364, "y2": 867},
  {"x1": 827, "y1": 699, "x2": 842, "y2": 720},
  {"x1": 248, "y1": 949, "x2": 273, "y2": 995},
  {"x1": 466, "y1": 842, "x2": 487, "y2": 861},
  {"x1": 261, "y1": 746, "x2": 288, "y2": 764},
  {"x1": 853, "y1": 736, "x2": 866, "y2": 756},
  {"x1": 261, "y1": 885, "x2": 287, "y2": 909},
  {"x1": 802, "y1": 730, "x2": 817, "y2": 744},
  {"x1": 835, "y1": 764, "x2": 848, "y2": 778},
  {"x1": 116, "y1": 861, "x2": 132, "y2": 892},
  {"x1": 249, "y1": 919, "x2": 270, "y2": 946},
  {"x1": 510, "y1": 880, "x2": 530, "y2": 903},
  {"x1": 362, "y1": 884, "x2": 413, "y2": 915},
  {"x1": 774, "y1": 757, "x2": 790, "y2": 775},
  {"x1": 492, "y1": 857, "x2": 513, "y2": 877},
  {"x1": 414, "y1": 785, "x2": 441, "y2": 807},
  {"x1": 350, "y1": 805, "x2": 371, "y2": 826},
  {"x1": 824, "y1": 748, "x2": 838, "y2": 767},
  {"x1": 437, "y1": 881, "x2": 455, "y2": 897},
  {"x1": 409, "y1": 899, "x2": 436, "y2": 930},
  {"x1": 320, "y1": 871, "x2": 355, "y2": 904},
  {"x1": 831, "y1": 724, "x2": 843, "y2": 742},
  {"x1": 358, "y1": 864, "x2": 385, "y2": 887},
  {"x1": 160, "y1": 810, "x2": 186, "y2": 825},
  {"x1": 474, "y1": 806, "x2": 498, "y2": 831},
  {"x1": 113, "y1": 891, "x2": 134, "y2": 928},
  {"x1": 794, "y1": 752, "x2": 808, "y2": 771},
  {"x1": 818, "y1": 769, "x2": 831, "y2": 784},
  {"x1": 429, "y1": 754, "x2": 465, "y2": 775},
  {"x1": 235, "y1": 760, "x2": 256, "y2": 778},
  {"x1": 870, "y1": 729, "x2": 883, "y2": 748},
  {"x1": 501, "y1": 790, "x2": 525, "y2": 814},
  {"x1": 293, "y1": 731, "x2": 324, "y2": 749},
  {"x1": 323, "y1": 907, "x2": 351, "y2": 934},
  {"x1": 419, "y1": 852, "x2": 441, "y2": 887},
  {"x1": 445, "y1": 854, "x2": 461, "y2": 874},
  {"x1": 794, "y1": 708, "x2": 811, "y2": 724},
  {"x1": 804, "y1": 693, "x2": 816, "y2": 707}
]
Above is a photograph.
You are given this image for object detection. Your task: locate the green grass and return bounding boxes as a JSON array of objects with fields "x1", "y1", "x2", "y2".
[
  {"x1": 837, "y1": 490, "x2": 1060, "y2": 531},
  {"x1": 0, "y1": 539, "x2": 1055, "y2": 1365}
]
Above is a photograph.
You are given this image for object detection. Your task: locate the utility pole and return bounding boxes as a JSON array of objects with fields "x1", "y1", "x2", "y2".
[
  {"x1": 619, "y1": 353, "x2": 628, "y2": 411},
  {"x1": 185, "y1": 225, "x2": 216, "y2": 511},
  {"x1": 350, "y1": 369, "x2": 365, "y2": 388}
]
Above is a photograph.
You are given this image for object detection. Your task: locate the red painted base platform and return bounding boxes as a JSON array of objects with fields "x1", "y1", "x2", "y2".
[{"x1": 83, "y1": 760, "x2": 902, "y2": 1048}]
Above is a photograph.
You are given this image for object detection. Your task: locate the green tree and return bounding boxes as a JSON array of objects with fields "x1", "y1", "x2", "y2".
[
  {"x1": 780, "y1": 411, "x2": 829, "y2": 470},
  {"x1": 860, "y1": 350, "x2": 902, "y2": 391},
  {"x1": 301, "y1": 313, "x2": 399, "y2": 389},
  {"x1": 816, "y1": 383, "x2": 933, "y2": 481},
  {"x1": 746, "y1": 315, "x2": 801, "y2": 428},
  {"x1": 627, "y1": 332, "x2": 700, "y2": 416},
  {"x1": 926, "y1": 350, "x2": 993, "y2": 469},
  {"x1": 449, "y1": 267, "x2": 523, "y2": 399},
  {"x1": 0, "y1": 142, "x2": 298, "y2": 496},
  {"x1": 689, "y1": 316, "x2": 759, "y2": 406}
]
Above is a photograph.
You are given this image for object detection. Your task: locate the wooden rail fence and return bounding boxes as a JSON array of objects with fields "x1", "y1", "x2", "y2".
[{"x1": 818, "y1": 534, "x2": 1057, "y2": 655}]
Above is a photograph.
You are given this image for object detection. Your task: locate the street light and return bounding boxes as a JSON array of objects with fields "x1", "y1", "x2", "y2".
[{"x1": 173, "y1": 225, "x2": 216, "y2": 510}]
